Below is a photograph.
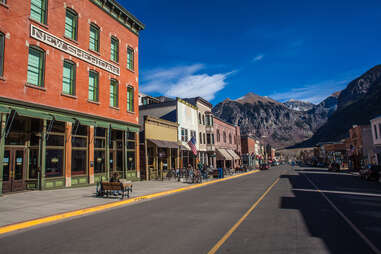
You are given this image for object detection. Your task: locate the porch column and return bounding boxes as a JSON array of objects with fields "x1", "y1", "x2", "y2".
[
  {"x1": 0, "y1": 114, "x2": 6, "y2": 195},
  {"x1": 135, "y1": 132, "x2": 140, "y2": 179},
  {"x1": 65, "y1": 122, "x2": 72, "y2": 187},
  {"x1": 123, "y1": 130, "x2": 128, "y2": 179},
  {"x1": 145, "y1": 139, "x2": 149, "y2": 180},
  {"x1": 88, "y1": 126, "x2": 94, "y2": 184},
  {"x1": 40, "y1": 119, "x2": 47, "y2": 190},
  {"x1": 105, "y1": 127, "x2": 110, "y2": 180},
  {"x1": 168, "y1": 148, "x2": 172, "y2": 170},
  {"x1": 177, "y1": 147, "x2": 180, "y2": 169}
]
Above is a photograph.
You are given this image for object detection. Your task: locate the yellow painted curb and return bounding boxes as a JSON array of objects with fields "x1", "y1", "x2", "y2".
[{"x1": 0, "y1": 170, "x2": 259, "y2": 235}]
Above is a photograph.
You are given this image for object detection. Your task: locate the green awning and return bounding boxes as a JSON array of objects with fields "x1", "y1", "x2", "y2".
[
  {"x1": 51, "y1": 113, "x2": 75, "y2": 123},
  {"x1": 128, "y1": 126, "x2": 139, "y2": 133},
  {"x1": 111, "y1": 123, "x2": 127, "y2": 131},
  {"x1": 74, "y1": 117, "x2": 96, "y2": 126},
  {"x1": 14, "y1": 108, "x2": 53, "y2": 120},
  {"x1": 95, "y1": 121, "x2": 110, "y2": 129},
  {"x1": 0, "y1": 105, "x2": 10, "y2": 114}
]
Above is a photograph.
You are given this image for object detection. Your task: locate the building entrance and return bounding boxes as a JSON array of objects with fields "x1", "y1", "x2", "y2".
[{"x1": 2, "y1": 148, "x2": 25, "y2": 193}]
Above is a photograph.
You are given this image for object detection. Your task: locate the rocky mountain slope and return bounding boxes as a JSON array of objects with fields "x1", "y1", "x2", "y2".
[
  {"x1": 212, "y1": 92, "x2": 338, "y2": 148},
  {"x1": 284, "y1": 100, "x2": 315, "y2": 111},
  {"x1": 296, "y1": 65, "x2": 381, "y2": 147}
]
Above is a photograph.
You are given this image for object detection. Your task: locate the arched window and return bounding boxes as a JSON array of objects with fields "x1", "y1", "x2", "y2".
[
  {"x1": 202, "y1": 115, "x2": 205, "y2": 125},
  {"x1": 198, "y1": 113, "x2": 201, "y2": 124},
  {"x1": 223, "y1": 132, "x2": 226, "y2": 143},
  {"x1": 229, "y1": 134, "x2": 232, "y2": 144},
  {"x1": 217, "y1": 130, "x2": 220, "y2": 142}
]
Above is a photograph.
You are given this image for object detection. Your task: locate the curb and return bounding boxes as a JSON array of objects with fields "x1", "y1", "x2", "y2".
[{"x1": 0, "y1": 170, "x2": 259, "y2": 235}]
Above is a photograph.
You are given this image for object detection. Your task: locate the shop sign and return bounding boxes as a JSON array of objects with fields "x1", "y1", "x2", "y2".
[
  {"x1": 30, "y1": 24, "x2": 120, "y2": 76},
  {"x1": 51, "y1": 157, "x2": 59, "y2": 163}
]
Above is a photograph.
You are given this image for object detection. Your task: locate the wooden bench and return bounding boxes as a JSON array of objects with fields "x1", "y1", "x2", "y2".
[{"x1": 97, "y1": 181, "x2": 133, "y2": 199}]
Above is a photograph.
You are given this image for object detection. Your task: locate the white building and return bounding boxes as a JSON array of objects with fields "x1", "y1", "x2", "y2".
[{"x1": 370, "y1": 115, "x2": 381, "y2": 165}]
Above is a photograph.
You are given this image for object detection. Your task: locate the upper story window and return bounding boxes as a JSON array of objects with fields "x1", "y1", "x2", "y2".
[
  {"x1": 27, "y1": 46, "x2": 45, "y2": 87},
  {"x1": 62, "y1": 60, "x2": 76, "y2": 95},
  {"x1": 181, "y1": 128, "x2": 188, "y2": 142},
  {"x1": 110, "y1": 79, "x2": 119, "y2": 108},
  {"x1": 127, "y1": 86, "x2": 134, "y2": 112},
  {"x1": 1, "y1": 0, "x2": 7, "y2": 4},
  {"x1": 202, "y1": 115, "x2": 205, "y2": 125},
  {"x1": 88, "y1": 70, "x2": 99, "y2": 102},
  {"x1": 0, "y1": 32, "x2": 4, "y2": 77},
  {"x1": 89, "y1": 24, "x2": 100, "y2": 52},
  {"x1": 65, "y1": 9, "x2": 78, "y2": 41},
  {"x1": 198, "y1": 113, "x2": 201, "y2": 124},
  {"x1": 223, "y1": 132, "x2": 227, "y2": 143},
  {"x1": 30, "y1": 0, "x2": 48, "y2": 25},
  {"x1": 379, "y1": 124, "x2": 381, "y2": 139},
  {"x1": 110, "y1": 36, "x2": 119, "y2": 63},
  {"x1": 217, "y1": 129, "x2": 220, "y2": 142},
  {"x1": 229, "y1": 134, "x2": 232, "y2": 144},
  {"x1": 199, "y1": 132, "x2": 202, "y2": 144},
  {"x1": 127, "y1": 47, "x2": 134, "y2": 71}
]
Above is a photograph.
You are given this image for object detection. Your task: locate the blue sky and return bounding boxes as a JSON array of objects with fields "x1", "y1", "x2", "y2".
[{"x1": 122, "y1": 0, "x2": 381, "y2": 105}]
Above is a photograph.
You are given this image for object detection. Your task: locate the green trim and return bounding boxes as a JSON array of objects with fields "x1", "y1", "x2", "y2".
[
  {"x1": 95, "y1": 121, "x2": 110, "y2": 129},
  {"x1": 15, "y1": 107, "x2": 53, "y2": 120},
  {"x1": 0, "y1": 105, "x2": 10, "y2": 114},
  {"x1": 75, "y1": 117, "x2": 96, "y2": 126},
  {"x1": 111, "y1": 123, "x2": 127, "y2": 131},
  {"x1": 128, "y1": 126, "x2": 139, "y2": 133},
  {"x1": 0, "y1": 98, "x2": 140, "y2": 129}
]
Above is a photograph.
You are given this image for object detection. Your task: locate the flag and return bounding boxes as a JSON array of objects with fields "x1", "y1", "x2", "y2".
[{"x1": 188, "y1": 136, "x2": 197, "y2": 156}]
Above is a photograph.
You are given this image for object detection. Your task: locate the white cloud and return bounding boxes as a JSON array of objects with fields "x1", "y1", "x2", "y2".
[
  {"x1": 268, "y1": 79, "x2": 348, "y2": 104},
  {"x1": 141, "y1": 64, "x2": 233, "y2": 101},
  {"x1": 252, "y1": 54, "x2": 264, "y2": 62}
]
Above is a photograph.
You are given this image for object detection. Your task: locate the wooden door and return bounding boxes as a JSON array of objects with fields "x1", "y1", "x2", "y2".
[{"x1": 2, "y1": 149, "x2": 25, "y2": 193}]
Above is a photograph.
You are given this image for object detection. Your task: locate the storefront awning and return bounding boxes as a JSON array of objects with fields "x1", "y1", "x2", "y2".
[
  {"x1": 149, "y1": 139, "x2": 179, "y2": 149},
  {"x1": 216, "y1": 148, "x2": 233, "y2": 160},
  {"x1": 0, "y1": 105, "x2": 10, "y2": 114},
  {"x1": 15, "y1": 108, "x2": 53, "y2": 120},
  {"x1": 226, "y1": 149, "x2": 240, "y2": 160}
]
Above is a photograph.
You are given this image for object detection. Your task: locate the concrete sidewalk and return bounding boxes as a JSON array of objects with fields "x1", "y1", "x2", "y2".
[{"x1": 0, "y1": 179, "x2": 203, "y2": 227}]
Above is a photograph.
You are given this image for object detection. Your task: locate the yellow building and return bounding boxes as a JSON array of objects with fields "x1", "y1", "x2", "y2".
[{"x1": 140, "y1": 116, "x2": 180, "y2": 180}]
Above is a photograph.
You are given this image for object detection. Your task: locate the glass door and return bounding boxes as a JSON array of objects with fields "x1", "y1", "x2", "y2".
[{"x1": 2, "y1": 149, "x2": 25, "y2": 193}]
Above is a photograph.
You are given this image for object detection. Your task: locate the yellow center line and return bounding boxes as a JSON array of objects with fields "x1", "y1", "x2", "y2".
[
  {"x1": 207, "y1": 177, "x2": 280, "y2": 254},
  {"x1": 0, "y1": 170, "x2": 259, "y2": 235}
]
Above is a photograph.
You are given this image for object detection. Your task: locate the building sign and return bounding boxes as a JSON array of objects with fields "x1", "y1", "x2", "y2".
[{"x1": 30, "y1": 24, "x2": 120, "y2": 76}]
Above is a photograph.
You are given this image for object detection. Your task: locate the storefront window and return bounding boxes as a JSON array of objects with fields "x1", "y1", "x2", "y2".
[
  {"x1": 127, "y1": 131, "x2": 136, "y2": 171},
  {"x1": 72, "y1": 125, "x2": 88, "y2": 175},
  {"x1": 46, "y1": 149, "x2": 64, "y2": 177},
  {"x1": 110, "y1": 129, "x2": 123, "y2": 173},
  {"x1": 127, "y1": 151, "x2": 135, "y2": 171},
  {"x1": 94, "y1": 127, "x2": 106, "y2": 173},
  {"x1": 29, "y1": 149, "x2": 39, "y2": 179},
  {"x1": 45, "y1": 121, "x2": 65, "y2": 178}
]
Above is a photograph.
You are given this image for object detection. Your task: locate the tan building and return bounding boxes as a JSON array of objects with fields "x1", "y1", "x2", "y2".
[{"x1": 140, "y1": 116, "x2": 180, "y2": 180}]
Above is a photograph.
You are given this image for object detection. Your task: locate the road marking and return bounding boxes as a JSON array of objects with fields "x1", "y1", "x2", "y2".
[
  {"x1": 0, "y1": 170, "x2": 259, "y2": 235},
  {"x1": 292, "y1": 188, "x2": 381, "y2": 198},
  {"x1": 301, "y1": 173, "x2": 381, "y2": 254},
  {"x1": 207, "y1": 177, "x2": 280, "y2": 254}
]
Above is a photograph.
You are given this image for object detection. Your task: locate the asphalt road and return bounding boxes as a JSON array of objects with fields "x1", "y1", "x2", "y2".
[{"x1": 1, "y1": 165, "x2": 381, "y2": 254}]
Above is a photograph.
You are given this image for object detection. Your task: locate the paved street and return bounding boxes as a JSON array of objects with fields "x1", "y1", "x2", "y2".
[{"x1": 1, "y1": 165, "x2": 381, "y2": 254}]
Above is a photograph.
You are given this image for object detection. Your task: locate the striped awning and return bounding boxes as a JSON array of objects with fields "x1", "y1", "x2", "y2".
[{"x1": 216, "y1": 148, "x2": 233, "y2": 160}]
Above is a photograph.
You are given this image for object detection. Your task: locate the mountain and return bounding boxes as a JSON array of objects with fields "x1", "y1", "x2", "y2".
[
  {"x1": 284, "y1": 100, "x2": 315, "y2": 111},
  {"x1": 296, "y1": 65, "x2": 381, "y2": 147},
  {"x1": 212, "y1": 92, "x2": 337, "y2": 148}
]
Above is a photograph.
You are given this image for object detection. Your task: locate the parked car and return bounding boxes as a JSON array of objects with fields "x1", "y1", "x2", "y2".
[
  {"x1": 360, "y1": 165, "x2": 380, "y2": 181},
  {"x1": 260, "y1": 164, "x2": 270, "y2": 170}
]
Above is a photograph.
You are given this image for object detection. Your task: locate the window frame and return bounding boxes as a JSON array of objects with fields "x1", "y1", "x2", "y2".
[
  {"x1": 127, "y1": 46, "x2": 134, "y2": 71},
  {"x1": 110, "y1": 36, "x2": 119, "y2": 63},
  {"x1": 88, "y1": 70, "x2": 99, "y2": 102},
  {"x1": 64, "y1": 8, "x2": 78, "y2": 41},
  {"x1": 127, "y1": 86, "x2": 134, "y2": 112},
  {"x1": 62, "y1": 59, "x2": 76, "y2": 96},
  {"x1": 0, "y1": 32, "x2": 4, "y2": 77},
  {"x1": 89, "y1": 23, "x2": 100, "y2": 52},
  {"x1": 30, "y1": 0, "x2": 48, "y2": 25},
  {"x1": 27, "y1": 46, "x2": 45, "y2": 87},
  {"x1": 110, "y1": 79, "x2": 119, "y2": 108}
]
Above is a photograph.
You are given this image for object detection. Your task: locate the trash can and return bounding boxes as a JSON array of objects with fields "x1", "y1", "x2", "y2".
[{"x1": 218, "y1": 168, "x2": 224, "y2": 178}]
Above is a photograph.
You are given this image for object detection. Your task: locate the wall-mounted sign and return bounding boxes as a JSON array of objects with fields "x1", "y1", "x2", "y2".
[
  {"x1": 51, "y1": 157, "x2": 59, "y2": 163},
  {"x1": 30, "y1": 24, "x2": 120, "y2": 76}
]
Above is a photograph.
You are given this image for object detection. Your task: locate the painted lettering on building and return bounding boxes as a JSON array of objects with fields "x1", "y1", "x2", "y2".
[{"x1": 30, "y1": 24, "x2": 120, "y2": 76}]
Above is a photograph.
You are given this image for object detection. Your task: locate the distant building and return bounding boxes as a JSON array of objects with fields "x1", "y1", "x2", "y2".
[
  {"x1": 213, "y1": 117, "x2": 241, "y2": 169},
  {"x1": 138, "y1": 92, "x2": 160, "y2": 106},
  {"x1": 347, "y1": 125, "x2": 374, "y2": 169},
  {"x1": 370, "y1": 116, "x2": 381, "y2": 165},
  {"x1": 139, "y1": 98, "x2": 199, "y2": 169},
  {"x1": 184, "y1": 97, "x2": 216, "y2": 167},
  {"x1": 241, "y1": 136, "x2": 257, "y2": 168}
]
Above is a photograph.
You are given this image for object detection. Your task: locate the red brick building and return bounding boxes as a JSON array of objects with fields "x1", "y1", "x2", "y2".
[
  {"x1": 213, "y1": 116, "x2": 241, "y2": 169},
  {"x1": 0, "y1": 0, "x2": 144, "y2": 194}
]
